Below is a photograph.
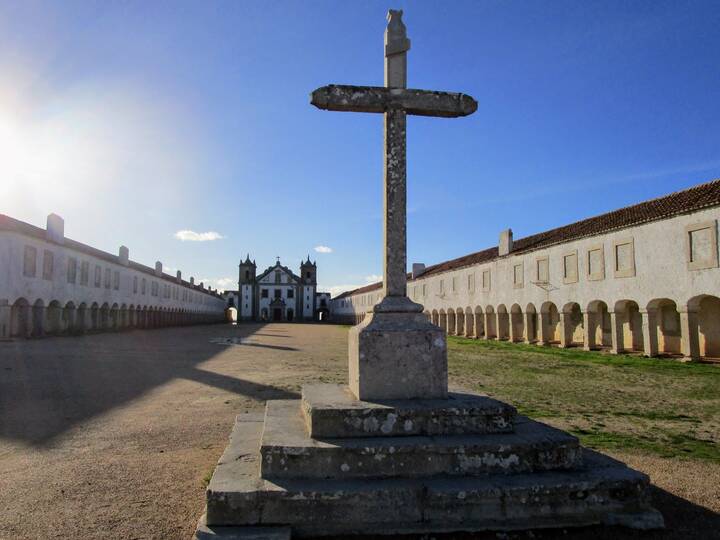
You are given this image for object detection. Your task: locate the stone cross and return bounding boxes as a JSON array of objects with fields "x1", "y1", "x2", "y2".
[{"x1": 311, "y1": 9, "x2": 477, "y2": 313}]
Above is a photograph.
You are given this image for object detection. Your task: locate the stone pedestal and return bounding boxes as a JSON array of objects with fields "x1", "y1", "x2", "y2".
[
  {"x1": 349, "y1": 307, "x2": 447, "y2": 400},
  {"x1": 195, "y1": 384, "x2": 663, "y2": 539}
]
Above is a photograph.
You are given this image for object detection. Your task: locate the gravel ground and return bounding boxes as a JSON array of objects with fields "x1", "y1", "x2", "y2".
[{"x1": 0, "y1": 323, "x2": 717, "y2": 539}]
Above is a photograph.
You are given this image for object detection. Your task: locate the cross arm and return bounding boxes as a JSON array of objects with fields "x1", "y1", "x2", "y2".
[{"x1": 310, "y1": 85, "x2": 477, "y2": 118}]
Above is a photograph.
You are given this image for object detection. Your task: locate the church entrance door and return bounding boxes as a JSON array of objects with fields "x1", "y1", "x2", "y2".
[{"x1": 272, "y1": 308, "x2": 282, "y2": 322}]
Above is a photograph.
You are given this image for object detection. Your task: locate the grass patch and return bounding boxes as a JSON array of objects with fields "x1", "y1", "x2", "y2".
[
  {"x1": 448, "y1": 336, "x2": 720, "y2": 463},
  {"x1": 202, "y1": 466, "x2": 216, "y2": 488}
]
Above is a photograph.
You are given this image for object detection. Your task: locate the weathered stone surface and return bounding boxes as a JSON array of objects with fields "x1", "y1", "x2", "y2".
[
  {"x1": 262, "y1": 400, "x2": 580, "y2": 479},
  {"x1": 301, "y1": 383, "x2": 516, "y2": 438},
  {"x1": 205, "y1": 413, "x2": 663, "y2": 537},
  {"x1": 194, "y1": 514, "x2": 291, "y2": 540},
  {"x1": 310, "y1": 85, "x2": 478, "y2": 118},
  {"x1": 348, "y1": 312, "x2": 448, "y2": 400}
]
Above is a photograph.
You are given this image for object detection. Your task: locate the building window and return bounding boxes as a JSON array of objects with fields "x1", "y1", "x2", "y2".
[
  {"x1": 23, "y1": 246, "x2": 37, "y2": 277},
  {"x1": 113, "y1": 271, "x2": 120, "y2": 290},
  {"x1": 133, "y1": 276, "x2": 138, "y2": 294},
  {"x1": 422, "y1": 283, "x2": 427, "y2": 297},
  {"x1": 275, "y1": 271, "x2": 281, "y2": 284},
  {"x1": 614, "y1": 238, "x2": 637, "y2": 277},
  {"x1": 482, "y1": 269, "x2": 491, "y2": 292},
  {"x1": 80, "y1": 261, "x2": 89, "y2": 285},
  {"x1": 142, "y1": 278, "x2": 146, "y2": 295},
  {"x1": 42, "y1": 250, "x2": 53, "y2": 280},
  {"x1": 686, "y1": 220, "x2": 720, "y2": 271},
  {"x1": 288, "y1": 289, "x2": 294, "y2": 298},
  {"x1": 451, "y1": 276, "x2": 457, "y2": 293},
  {"x1": 245, "y1": 270, "x2": 249, "y2": 280},
  {"x1": 104, "y1": 268, "x2": 111, "y2": 289},
  {"x1": 467, "y1": 274, "x2": 475, "y2": 292},
  {"x1": 536, "y1": 257, "x2": 549, "y2": 284},
  {"x1": 563, "y1": 251, "x2": 578, "y2": 284},
  {"x1": 439, "y1": 280, "x2": 444, "y2": 294},
  {"x1": 513, "y1": 262, "x2": 524, "y2": 288},
  {"x1": 261, "y1": 289, "x2": 269, "y2": 298},
  {"x1": 274, "y1": 289, "x2": 282, "y2": 299},
  {"x1": 67, "y1": 257, "x2": 77, "y2": 284},
  {"x1": 95, "y1": 265, "x2": 102, "y2": 287},
  {"x1": 587, "y1": 246, "x2": 605, "y2": 281}
]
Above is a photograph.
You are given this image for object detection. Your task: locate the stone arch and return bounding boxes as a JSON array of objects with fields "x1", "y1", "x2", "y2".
[
  {"x1": 90, "y1": 303, "x2": 100, "y2": 331},
  {"x1": 510, "y1": 304, "x2": 524, "y2": 343},
  {"x1": 62, "y1": 301, "x2": 76, "y2": 334},
  {"x1": 496, "y1": 304, "x2": 509, "y2": 341},
  {"x1": 128, "y1": 304, "x2": 136, "y2": 327},
  {"x1": 31, "y1": 299, "x2": 45, "y2": 337},
  {"x1": 77, "y1": 302, "x2": 88, "y2": 333},
  {"x1": 46, "y1": 300, "x2": 63, "y2": 334},
  {"x1": 109, "y1": 303, "x2": 119, "y2": 330},
  {"x1": 688, "y1": 294, "x2": 720, "y2": 359},
  {"x1": 438, "y1": 309, "x2": 447, "y2": 333},
  {"x1": 484, "y1": 305, "x2": 496, "y2": 339},
  {"x1": 613, "y1": 300, "x2": 643, "y2": 353},
  {"x1": 525, "y1": 303, "x2": 538, "y2": 343},
  {"x1": 646, "y1": 298, "x2": 681, "y2": 356},
  {"x1": 455, "y1": 308, "x2": 465, "y2": 336},
  {"x1": 540, "y1": 302, "x2": 560, "y2": 345},
  {"x1": 585, "y1": 300, "x2": 611, "y2": 350},
  {"x1": 120, "y1": 304, "x2": 128, "y2": 328},
  {"x1": 474, "y1": 306, "x2": 484, "y2": 339},
  {"x1": 431, "y1": 309, "x2": 439, "y2": 326},
  {"x1": 447, "y1": 309, "x2": 456, "y2": 335},
  {"x1": 562, "y1": 302, "x2": 584, "y2": 348},
  {"x1": 10, "y1": 297, "x2": 30, "y2": 338},
  {"x1": 464, "y1": 307, "x2": 473, "y2": 338}
]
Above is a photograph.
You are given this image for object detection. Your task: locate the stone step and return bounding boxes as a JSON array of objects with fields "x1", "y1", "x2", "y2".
[
  {"x1": 205, "y1": 413, "x2": 663, "y2": 538},
  {"x1": 261, "y1": 400, "x2": 580, "y2": 479},
  {"x1": 301, "y1": 383, "x2": 517, "y2": 438}
]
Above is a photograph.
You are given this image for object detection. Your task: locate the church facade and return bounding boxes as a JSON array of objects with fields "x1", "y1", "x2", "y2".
[{"x1": 223, "y1": 257, "x2": 329, "y2": 322}]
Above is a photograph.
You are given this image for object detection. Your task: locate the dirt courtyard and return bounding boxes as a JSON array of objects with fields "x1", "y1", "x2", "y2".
[{"x1": 0, "y1": 323, "x2": 717, "y2": 539}]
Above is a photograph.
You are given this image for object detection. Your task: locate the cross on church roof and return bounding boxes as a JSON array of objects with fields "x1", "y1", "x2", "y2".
[{"x1": 310, "y1": 9, "x2": 477, "y2": 313}]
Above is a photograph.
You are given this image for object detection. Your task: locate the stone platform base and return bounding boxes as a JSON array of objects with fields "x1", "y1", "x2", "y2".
[{"x1": 201, "y1": 409, "x2": 663, "y2": 538}]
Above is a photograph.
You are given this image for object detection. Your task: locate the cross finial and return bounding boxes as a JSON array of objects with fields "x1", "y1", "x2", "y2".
[
  {"x1": 276, "y1": 256, "x2": 280, "y2": 264},
  {"x1": 385, "y1": 9, "x2": 410, "y2": 88}
]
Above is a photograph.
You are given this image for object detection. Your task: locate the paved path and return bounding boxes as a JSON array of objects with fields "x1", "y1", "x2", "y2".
[{"x1": 0, "y1": 323, "x2": 347, "y2": 539}]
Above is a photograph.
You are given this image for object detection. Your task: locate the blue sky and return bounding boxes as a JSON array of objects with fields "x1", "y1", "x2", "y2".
[{"x1": 1, "y1": 1, "x2": 719, "y2": 296}]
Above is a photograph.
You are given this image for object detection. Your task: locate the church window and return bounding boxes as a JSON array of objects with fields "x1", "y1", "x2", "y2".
[
  {"x1": 614, "y1": 238, "x2": 638, "y2": 276},
  {"x1": 104, "y1": 268, "x2": 111, "y2": 289},
  {"x1": 274, "y1": 289, "x2": 282, "y2": 299},
  {"x1": 467, "y1": 274, "x2": 475, "y2": 292},
  {"x1": 306, "y1": 271, "x2": 311, "y2": 279},
  {"x1": 422, "y1": 284, "x2": 427, "y2": 297},
  {"x1": 113, "y1": 271, "x2": 120, "y2": 290},
  {"x1": 141, "y1": 278, "x2": 146, "y2": 294},
  {"x1": 67, "y1": 257, "x2": 77, "y2": 284},
  {"x1": 245, "y1": 270, "x2": 249, "y2": 280},
  {"x1": 261, "y1": 289, "x2": 269, "y2": 298},
  {"x1": 587, "y1": 246, "x2": 605, "y2": 281},
  {"x1": 133, "y1": 276, "x2": 138, "y2": 294},
  {"x1": 42, "y1": 250, "x2": 53, "y2": 280},
  {"x1": 288, "y1": 289, "x2": 294, "y2": 298},
  {"x1": 451, "y1": 277, "x2": 457, "y2": 292},
  {"x1": 563, "y1": 251, "x2": 578, "y2": 284},
  {"x1": 439, "y1": 280, "x2": 444, "y2": 294},
  {"x1": 482, "y1": 270, "x2": 491, "y2": 291},
  {"x1": 275, "y1": 271, "x2": 281, "y2": 284},
  {"x1": 94, "y1": 265, "x2": 102, "y2": 287},
  {"x1": 23, "y1": 245, "x2": 37, "y2": 277},
  {"x1": 80, "y1": 261, "x2": 89, "y2": 285},
  {"x1": 512, "y1": 263, "x2": 524, "y2": 288}
]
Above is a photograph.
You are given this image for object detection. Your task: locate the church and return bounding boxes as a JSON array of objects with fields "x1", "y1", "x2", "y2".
[{"x1": 223, "y1": 256, "x2": 330, "y2": 322}]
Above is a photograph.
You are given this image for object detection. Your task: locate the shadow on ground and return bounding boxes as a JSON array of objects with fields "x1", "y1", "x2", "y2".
[{"x1": 0, "y1": 323, "x2": 298, "y2": 447}]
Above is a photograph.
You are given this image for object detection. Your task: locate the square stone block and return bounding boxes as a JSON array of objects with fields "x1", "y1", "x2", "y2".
[{"x1": 349, "y1": 311, "x2": 447, "y2": 400}]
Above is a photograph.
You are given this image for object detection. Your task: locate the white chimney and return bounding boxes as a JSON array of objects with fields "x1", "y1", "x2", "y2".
[
  {"x1": 499, "y1": 229, "x2": 513, "y2": 256},
  {"x1": 46, "y1": 214, "x2": 64, "y2": 244},
  {"x1": 119, "y1": 246, "x2": 129, "y2": 266},
  {"x1": 155, "y1": 261, "x2": 162, "y2": 276}
]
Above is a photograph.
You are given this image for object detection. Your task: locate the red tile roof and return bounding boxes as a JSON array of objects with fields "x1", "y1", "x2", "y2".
[{"x1": 334, "y1": 178, "x2": 720, "y2": 300}]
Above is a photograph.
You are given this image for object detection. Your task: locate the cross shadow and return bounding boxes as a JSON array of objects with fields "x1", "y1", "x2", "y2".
[{"x1": 0, "y1": 323, "x2": 299, "y2": 447}]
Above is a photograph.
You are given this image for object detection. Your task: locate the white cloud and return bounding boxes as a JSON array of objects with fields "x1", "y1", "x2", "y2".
[
  {"x1": 174, "y1": 230, "x2": 225, "y2": 242},
  {"x1": 320, "y1": 284, "x2": 361, "y2": 298},
  {"x1": 314, "y1": 245, "x2": 333, "y2": 253},
  {"x1": 198, "y1": 277, "x2": 236, "y2": 292},
  {"x1": 365, "y1": 274, "x2": 382, "y2": 283}
]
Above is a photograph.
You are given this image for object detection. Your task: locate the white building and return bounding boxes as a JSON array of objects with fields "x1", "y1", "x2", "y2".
[
  {"x1": 0, "y1": 213, "x2": 227, "y2": 339},
  {"x1": 331, "y1": 179, "x2": 720, "y2": 361},
  {"x1": 223, "y1": 256, "x2": 330, "y2": 322}
]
